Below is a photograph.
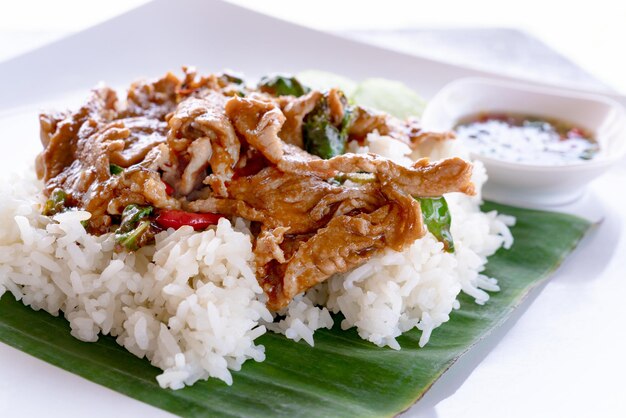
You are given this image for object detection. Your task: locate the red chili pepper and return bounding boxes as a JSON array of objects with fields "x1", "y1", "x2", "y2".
[
  {"x1": 567, "y1": 127, "x2": 584, "y2": 138},
  {"x1": 155, "y1": 210, "x2": 223, "y2": 231},
  {"x1": 163, "y1": 181, "x2": 174, "y2": 196}
]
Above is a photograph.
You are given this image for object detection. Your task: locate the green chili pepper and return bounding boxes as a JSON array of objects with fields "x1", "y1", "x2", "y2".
[{"x1": 417, "y1": 196, "x2": 455, "y2": 253}]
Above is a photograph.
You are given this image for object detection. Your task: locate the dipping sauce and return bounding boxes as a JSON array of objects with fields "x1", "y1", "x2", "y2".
[{"x1": 454, "y1": 112, "x2": 599, "y2": 165}]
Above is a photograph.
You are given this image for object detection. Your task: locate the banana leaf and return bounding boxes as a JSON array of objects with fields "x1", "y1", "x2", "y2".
[{"x1": 0, "y1": 202, "x2": 592, "y2": 417}]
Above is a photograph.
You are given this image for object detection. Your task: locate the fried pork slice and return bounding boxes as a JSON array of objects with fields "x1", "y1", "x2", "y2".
[
  {"x1": 224, "y1": 96, "x2": 285, "y2": 164},
  {"x1": 281, "y1": 153, "x2": 475, "y2": 197},
  {"x1": 36, "y1": 87, "x2": 178, "y2": 232},
  {"x1": 347, "y1": 105, "x2": 454, "y2": 150},
  {"x1": 257, "y1": 184, "x2": 423, "y2": 310},
  {"x1": 276, "y1": 90, "x2": 323, "y2": 148},
  {"x1": 188, "y1": 167, "x2": 386, "y2": 234},
  {"x1": 36, "y1": 87, "x2": 118, "y2": 183},
  {"x1": 124, "y1": 72, "x2": 181, "y2": 120},
  {"x1": 254, "y1": 226, "x2": 290, "y2": 266},
  {"x1": 186, "y1": 94, "x2": 474, "y2": 309},
  {"x1": 292, "y1": 90, "x2": 456, "y2": 163},
  {"x1": 189, "y1": 157, "x2": 470, "y2": 309},
  {"x1": 188, "y1": 154, "x2": 473, "y2": 232},
  {"x1": 166, "y1": 93, "x2": 240, "y2": 196},
  {"x1": 36, "y1": 70, "x2": 473, "y2": 310},
  {"x1": 107, "y1": 117, "x2": 169, "y2": 166},
  {"x1": 176, "y1": 66, "x2": 251, "y2": 99}
]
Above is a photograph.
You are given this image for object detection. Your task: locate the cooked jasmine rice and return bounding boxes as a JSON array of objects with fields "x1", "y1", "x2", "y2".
[
  {"x1": 0, "y1": 175, "x2": 270, "y2": 389},
  {"x1": 0, "y1": 133, "x2": 513, "y2": 389}
]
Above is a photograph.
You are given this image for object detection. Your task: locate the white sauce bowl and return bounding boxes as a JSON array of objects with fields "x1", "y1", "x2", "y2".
[{"x1": 421, "y1": 77, "x2": 626, "y2": 206}]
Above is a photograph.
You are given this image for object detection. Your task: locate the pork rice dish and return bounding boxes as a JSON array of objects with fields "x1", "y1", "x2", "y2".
[{"x1": 0, "y1": 68, "x2": 513, "y2": 389}]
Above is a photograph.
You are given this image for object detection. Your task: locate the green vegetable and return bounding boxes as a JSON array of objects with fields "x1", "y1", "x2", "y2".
[
  {"x1": 334, "y1": 172, "x2": 376, "y2": 184},
  {"x1": 219, "y1": 72, "x2": 247, "y2": 97},
  {"x1": 302, "y1": 96, "x2": 354, "y2": 159},
  {"x1": 340, "y1": 106, "x2": 355, "y2": 137},
  {"x1": 0, "y1": 202, "x2": 592, "y2": 418},
  {"x1": 417, "y1": 196, "x2": 455, "y2": 252},
  {"x1": 219, "y1": 71, "x2": 244, "y2": 85},
  {"x1": 42, "y1": 188, "x2": 67, "y2": 216},
  {"x1": 115, "y1": 220, "x2": 151, "y2": 251},
  {"x1": 257, "y1": 74, "x2": 310, "y2": 97},
  {"x1": 114, "y1": 204, "x2": 153, "y2": 251},
  {"x1": 109, "y1": 164, "x2": 124, "y2": 175},
  {"x1": 118, "y1": 205, "x2": 153, "y2": 232},
  {"x1": 580, "y1": 145, "x2": 599, "y2": 160}
]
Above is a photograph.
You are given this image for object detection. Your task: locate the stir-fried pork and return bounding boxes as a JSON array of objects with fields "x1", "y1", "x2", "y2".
[
  {"x1": 349, "y1": 106, "x2": 454, "y2": 150},
  {"x1": 36, "y1": 87, "x2": 179, "y2": 232},
  {"x1": 275, "y1": 184, "x2": 422, "y2": 309},
  {"x1": 225, "y1": 97, "x2": 285, "y2": 164},
  {"x1": 167, "y1": 94, "x2": 239, "y2": 196},
  {"x1": 125, "y1": 72, "x2": 180, "y2": 119},
  {"x1": 36, "y1": 69, "x2": 473, "y2": 309}
]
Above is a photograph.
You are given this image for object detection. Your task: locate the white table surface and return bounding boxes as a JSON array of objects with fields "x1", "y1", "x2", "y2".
[{"x1": 0, "y1": 2, "x2": 625, "y2": 418}]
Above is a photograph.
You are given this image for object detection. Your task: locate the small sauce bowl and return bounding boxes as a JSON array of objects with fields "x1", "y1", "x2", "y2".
[{"x1": 421, "y1": 77, "x2": 626, "y2": 206}]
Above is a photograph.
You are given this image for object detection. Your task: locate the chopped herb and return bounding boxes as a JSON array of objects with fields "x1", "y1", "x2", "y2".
[
  {"x1": 417, "y1": 197, "x2": 455, "y2": 253},
  {"x1": 114, "y1": 204, "x2": 154, "y2": 251},
  {"x1": 220, "y1": 72, "x2": 245, "y2": 85},
  {"x1": 115, "y1": 220, "x2": 151, "y2": 251},
  {"x1": 117, "y1": 205, "x2": 153, "y2": 233},
  {"x1": 42, "y1": 188, "x2": 67, "y2": 216},
  {"x1": 109, "y1": 164, "x2": 124, "y2": 175},
  {"x1": 258, "y1": 74, "x2": 310, "y2": 97},
  {"x1": 219, "y1": 72, "x2": 247, "y2": 97},
  {"x1": 579, "y1": 145, "x2": 599, "y2": 160}
]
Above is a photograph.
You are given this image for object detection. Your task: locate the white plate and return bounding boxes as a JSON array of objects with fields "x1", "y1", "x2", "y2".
[{"x1": 1, "y1": 1, "x2": 625, "y2": 418}]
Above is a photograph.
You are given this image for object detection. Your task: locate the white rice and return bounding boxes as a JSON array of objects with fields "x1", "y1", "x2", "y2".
[
  {"x1": 0, "y1": 174, "x2": 271, "y2": 389},
  {"x1": 0, "y1": 133, "x2": 513, "y2": 389}
]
